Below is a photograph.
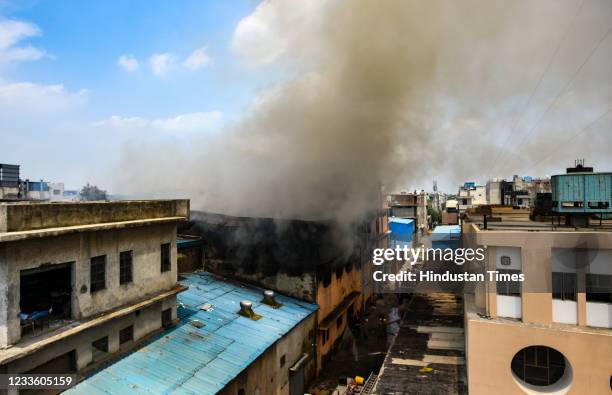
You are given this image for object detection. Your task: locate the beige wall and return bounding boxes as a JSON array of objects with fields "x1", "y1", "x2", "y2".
[
  {"x1": 221, "y1": 314, "x2": 316, "y2": 395},
  {"x1": 464, "y1": 224, "x2": 612, "y2": 394},
  {"x1": 466, "y1": 317, "x2": 612, "y2": 395}
]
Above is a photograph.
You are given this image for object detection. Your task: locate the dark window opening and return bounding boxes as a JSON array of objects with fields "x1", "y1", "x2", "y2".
[
  {"x1": 162, "y1": 308, "x2": 173, "y2": 328},
  {"x1": 90, "y1": 255, "x2": 106, "y2": 293},
  {"x1": 337, "y1": 315, "x2": 343, "y2": 329},
  {"x1": 511, "y1": 346, "x2": 566, "y2": 386},
  {"x1": 586, "y1": 273, "x2": 612, "y2": 304},
  {"x1": 119, "y1": 325, "x2": 134, "y2": 345},
  {"x1": 561, "y1": 201, "x2": 583, "y2": 208},
  {"x1": 238, "y1": 390, "x2": 245, "y2": 395},
  {"x1": 552, "y1": 272, "x2": 577, "y2": 301},
  {"x1": 119, "y1": 250, "x2": 133, "y2": 284},
  {"x1": 280, "y1": 354, "x2": 286, "y2": 367},
  {"x1": 588, "y1": 201, "x2": 610, "y2": 209},
  {"x1": 92, "y1": 336, "x2": 109, "y2": 361},
  {"x1": 321, "y1": 329, "x2": 329, "y2": 344},
  {"x1": 19, "y1": 263, "x2": 72, "y2": 336},
  {"x1": 161, "y1": 243, "x2": 171, "y2": 272},
  {"x1": 496, "y1": 269, "x2": 521, "y2": 296}
]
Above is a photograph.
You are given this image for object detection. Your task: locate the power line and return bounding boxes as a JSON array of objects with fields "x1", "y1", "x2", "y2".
[
  {"x1": 499, "y1": 22, "x2": 612, "y2": 175},
  {"x1": 486, "y1": 0, "x2": 587, "y2": 179},
  {"x1": 523, "y1": 106, "x2": 612, "y2": 173}
]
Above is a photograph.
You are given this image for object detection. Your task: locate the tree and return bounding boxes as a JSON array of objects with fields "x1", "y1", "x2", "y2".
[{"x1": 80, "y1": 183, "x2": 107, "y2": 201}]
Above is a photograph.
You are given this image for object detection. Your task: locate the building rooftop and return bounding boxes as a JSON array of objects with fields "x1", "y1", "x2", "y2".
[
  {"x1": 0, "y1": 200, "x2": 189, "y2": 242},
  {"x1": 389, "y1": 217, "x2": 415, "y2": 225},
  {"x1": 65, "y1": 272, "x2": 318, "y2": 395},
  {"x1": 467, "y1": 220, "x2": 612, "y2": 232}
]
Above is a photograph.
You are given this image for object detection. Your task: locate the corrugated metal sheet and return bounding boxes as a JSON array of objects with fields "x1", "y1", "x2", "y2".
[
  {"x1": 552, "y1": 172, "x2": 612, "y2": 213},
  {"x1": 65, "y1": 272, "x2": 317, "y2": 395}
]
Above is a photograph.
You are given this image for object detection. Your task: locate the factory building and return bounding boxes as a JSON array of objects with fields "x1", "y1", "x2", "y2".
[{"x1": 0, "y1": 200, "x2": 189, "y2": 390}]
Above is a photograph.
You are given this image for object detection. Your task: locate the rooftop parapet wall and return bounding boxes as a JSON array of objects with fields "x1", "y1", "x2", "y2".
[{"x1": 0, "y1": 200, "x2": 189, "y2": 232}]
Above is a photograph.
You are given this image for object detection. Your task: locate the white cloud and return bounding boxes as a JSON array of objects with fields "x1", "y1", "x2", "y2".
[
  {"x1": 92, "y1": 111, "x2": 223, "y2": 133},
  {"x1": 232, "y1": 0, "x2": 326, "y2": 67},
  {"x1": 183, "y1": 46, "x2": 211, "y2": 71},
  {"x1": 0, "y1": 81, "x2": 87, "y2": 115},
  {"x1": 0, "y1": 19, "x2": 48, "y2": 63},
  {"x1": 118, "y1": 54, "x2": 139, "y2": 72},
  {"x1": 149, "y1": 53, "x2": 174, "y2": 76}
]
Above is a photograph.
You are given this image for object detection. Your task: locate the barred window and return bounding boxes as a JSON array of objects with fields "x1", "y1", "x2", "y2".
[
  {"x1": 161, "y1": 243, "x2": 171, "y2": 272},
  {"x1": 552, "y1": 272, "x2": 577, "y2": 301},
  {"x1": 496, "y1": 269, "x2": 521, "y2": 296},
  {"x1": 90, "y1": 255, "x2": 106, "y2": 293},
  {"x1": 119, "y1": 250, "x2": 133, "y2": 284},
  {"x1": 586, "y1": 273, "x2": 612, "y2": 304},
  {"x1": 511, "y1": 346, "x2": 566, "y2": 386}
]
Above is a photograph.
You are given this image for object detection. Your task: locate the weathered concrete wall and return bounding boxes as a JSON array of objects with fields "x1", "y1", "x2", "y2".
[
  {"x1": 0, "y1": 223, "x2": 178, "y2": 346},
  {"x1": 2, "y1": 296, "x2": 176, "y2": 393},
  {"x1": 0, "y1": 200, "x2": 189, "y2": 232},
  {"x1": 220, "y1": 314, "x2": 316, "y2": 395}
]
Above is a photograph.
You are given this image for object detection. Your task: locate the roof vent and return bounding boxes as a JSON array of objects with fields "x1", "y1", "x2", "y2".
[
  {"x1": 262, "y1": 290, "x2": 282, "y2": 309},
  {"x1": 238, "y1": 300, "x2": 261, "y2": 321}
]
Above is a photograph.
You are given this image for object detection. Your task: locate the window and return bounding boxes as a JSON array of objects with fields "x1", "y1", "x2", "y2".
[
  {"x1": 119, "y1": 250, "x2": 133, "y2": 284},
  {"x1": 561, "y1": 201, "x2": 583, "y2": 208},
  {"x1": 92, "y1": 336, "x2": 109, "y2": 361},
  {"x1": 496, "y1": 269, "x2": 521, "y2": 296},
  {"x1": 162, "y1": 308, "x2": 173, "y2": 328},
  {"x1": 511, "y1": 346, "x2": 566, "y2": 386},
  {"x1": 280, "y1": 354, "x2": 286, "y2": 367},
  {"x1": 322, "y1": 329, "x2": 329, "y2": 344},
  {"x1": 119, "y1": 325, "x2": 134, "y2": 345},
  {"x1": 161, "y1": 243, "x2": 171, "y2": 272},
  {"x1": 586, "y1": 274, "x2": 612, "y2": 304},
  {"x1": 53, "y1": 189, "x2": 61, "y2": 195},
  {"x1": 552, "y1": 272, "x2": 577, "y2": 301},
  {"x1": 500, "y1": 256, "x2": 512, "y2": 266},
  {"x1": 90, "y1": 255, "x2": 106, "y2": 293},
  {"x1": 588, "y1": 201, "x2": 610, "y2": 209}
]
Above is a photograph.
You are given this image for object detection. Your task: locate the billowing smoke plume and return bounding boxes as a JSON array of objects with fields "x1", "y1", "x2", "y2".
[{"x1": 116, "y1": 0, "x2": 612, "y2": 224}]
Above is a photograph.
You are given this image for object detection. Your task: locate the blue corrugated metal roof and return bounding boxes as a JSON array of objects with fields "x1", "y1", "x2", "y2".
[
  {"x1": 389, "y1": 217, "x2": 415, "y2": 225},
  {"x1": 65, "y1": 272, "x2": 317, "y2": 395},
  {"x1": 431, "y1": 225, "x2": 460, "y2": 234}
]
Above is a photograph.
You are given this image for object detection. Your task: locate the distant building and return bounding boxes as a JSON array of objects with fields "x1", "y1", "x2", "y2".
[
  {"x1": 486, "y1": 175, "x2": 551, "y2": 208},
  {"x1": 457, "y1": 182, "x2": 486, "y2": 210},
  {"x1": 0, "y1": 200, "x2": 189, "y2": 381},
  {"x1": 65, "y1": 271, "x2": 317, "y2": 395},
  {"x1": 430, "y1": 225, "x2": 461, "y2": 250},
  {"x1": 387, "y1": 191, "x2": 428, "y2": 237},
  {"x1": 462, "y1": 165, "x2": 612, "y2": 394},
  {"x1": 0, "y1": 164, "x2": 20, "y2": 200}
]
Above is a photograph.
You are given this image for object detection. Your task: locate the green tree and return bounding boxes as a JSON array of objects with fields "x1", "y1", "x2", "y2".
[{"x1": 80, "y1": 183, "x2": 107, "y2": 201}]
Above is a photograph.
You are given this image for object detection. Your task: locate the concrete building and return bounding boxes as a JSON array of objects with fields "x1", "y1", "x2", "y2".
[
  {"x1": 0, "y1": 164, "x2": 20, "y2": 200},
  {"x1": 388, "y1": 191, "x2": 428, "y2": 237},
  {"x1": 0, "y1": 200, "x2": 189, "y2": 386},
  {"x1": 458, "y1": 182, "x2": 487, "y2": 210},
  {"x1": 462, "y1": 220, "x2": 612, "y2": 394},
  {"x1": 65, "y1": 271, "x2": 318, "y2": 395},
  {"x1": 189, "y1": 209, "x2": 390, "y2": 374}
]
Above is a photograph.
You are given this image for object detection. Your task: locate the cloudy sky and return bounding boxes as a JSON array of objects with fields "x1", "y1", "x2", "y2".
[{"x1": 0, "y1": 0, "x2": 611, "y2": 204}]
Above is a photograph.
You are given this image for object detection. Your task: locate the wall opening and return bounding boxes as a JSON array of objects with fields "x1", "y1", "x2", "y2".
[
  {"x1": 510, "y1": 345, "x2": 572, "y2": 394},
  {"x1": 20, "y1": 263, "x2": 73, "y2": 337}
]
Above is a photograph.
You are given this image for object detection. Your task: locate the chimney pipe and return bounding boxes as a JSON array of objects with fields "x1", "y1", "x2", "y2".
[
  {"x1": 238, "y1": 300, "x2": 261, "y2": 320},
  {"x1": 262, "y1": 290, "x2": 282, "y2": 308}
]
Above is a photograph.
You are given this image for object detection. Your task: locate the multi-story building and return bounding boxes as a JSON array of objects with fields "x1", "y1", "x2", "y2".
[
  {"x1": 462, "y1": 218, "x2": 612, "y2": 394},
  {"x1": 0, "y1": 164, "x2": 20, "y2": 200},
  {"x1": 0, "y1": 200, "x2": 189, "y2": 384},
  {"x1": 388, "y1": 191, "x2": 428, "y2": 237},
  {"x1": 457, "y1": 182, "x2": 487, "y2": 210},
  {"x1": 190, "y1": 209, "x2": 390, "y2": 374}
]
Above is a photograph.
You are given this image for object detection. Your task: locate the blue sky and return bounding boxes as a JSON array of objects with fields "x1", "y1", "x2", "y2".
[
  {"x1": 0, "y1": 0, "x2": 286, "y2": 189},
  {"x1": 1, "y1": 0, "x2": 611, "y2": 197}
]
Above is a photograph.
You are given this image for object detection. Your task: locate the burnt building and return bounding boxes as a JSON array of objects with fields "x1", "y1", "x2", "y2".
[{"x1": 184, "y1": 209, "x2": 389, "y2": 373}]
